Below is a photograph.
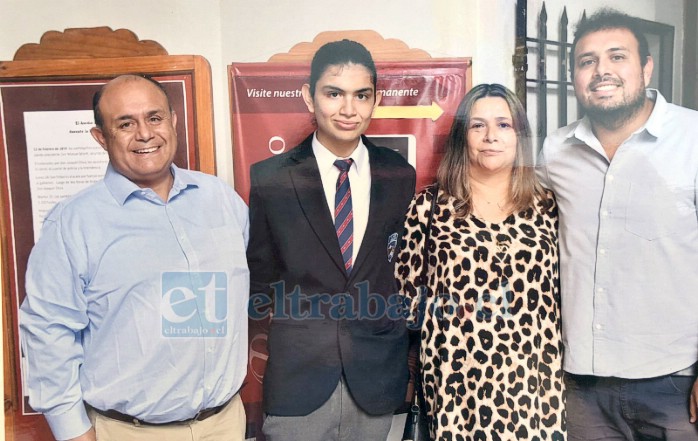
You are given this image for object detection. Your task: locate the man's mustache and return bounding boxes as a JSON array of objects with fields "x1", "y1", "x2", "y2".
[{"x1": 589, "y1": 76, "x2": 623, "y2": 89}]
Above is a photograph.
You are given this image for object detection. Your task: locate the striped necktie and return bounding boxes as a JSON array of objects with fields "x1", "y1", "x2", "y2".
[{"x1": 334, "y1": 158, "x2": 354, "y2": 274}]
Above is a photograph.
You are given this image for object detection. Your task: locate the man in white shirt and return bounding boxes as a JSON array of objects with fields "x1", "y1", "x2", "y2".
[{"x1": 538, "y1": 8, "x2": 698, "y2": 440}]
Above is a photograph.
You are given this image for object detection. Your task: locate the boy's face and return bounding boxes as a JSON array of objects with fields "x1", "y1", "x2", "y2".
[{"x1": 302, "y1": 63, "x2": 381, "y2": 155}]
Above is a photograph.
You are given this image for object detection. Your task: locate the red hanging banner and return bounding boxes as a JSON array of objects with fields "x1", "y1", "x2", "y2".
[{"x1": 230, "y1": 59, "x2": 472, "y2": 202}]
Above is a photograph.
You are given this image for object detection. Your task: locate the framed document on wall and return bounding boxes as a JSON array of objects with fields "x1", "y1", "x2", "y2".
[{"x1": 0, "y1": 52, "x2": 215, "y2": 440}]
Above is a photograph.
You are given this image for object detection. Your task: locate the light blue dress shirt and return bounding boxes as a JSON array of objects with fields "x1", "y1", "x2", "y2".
[
  {"x1": 20, "y1": 164, "x2": 249, "y2": 440},
  {"x1": 538, "y1": 89, "x2": 698, "y2": 378}
]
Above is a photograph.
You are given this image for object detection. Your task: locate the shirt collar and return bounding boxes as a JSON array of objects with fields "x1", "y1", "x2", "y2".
[
  {"x1": 568, "y1": 88, "x2": 665, "y2": 144},
  {"x1": 311, "y1": 132, "x2": 368, "y2": 174},
  {"x1": 642, "y1": 88, "x2": 665, "y2": 138},
  {"x1": 104, "y1": 163, "x2": 198, "y2": 205}
]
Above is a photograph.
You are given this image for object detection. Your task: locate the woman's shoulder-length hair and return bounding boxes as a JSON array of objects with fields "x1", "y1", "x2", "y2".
[{"x1": 436, "y1": 83, "x2": 549, "y2": 218}]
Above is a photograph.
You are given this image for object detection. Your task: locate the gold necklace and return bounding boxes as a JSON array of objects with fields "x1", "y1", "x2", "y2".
[
  {"x1": 472, "y1": 190, "x2": 510, "y2": 212},
  {"x1": 481, "y1": 199, "x2": 508, "y2": 211},
  {"x1": 472, "y1": 198, "x2": 511, "y2": 221}
]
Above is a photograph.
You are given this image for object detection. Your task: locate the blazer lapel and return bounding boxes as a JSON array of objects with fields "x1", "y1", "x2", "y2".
[{"x1": 289, "y1": 138, "x2": 347, "y2": 277}]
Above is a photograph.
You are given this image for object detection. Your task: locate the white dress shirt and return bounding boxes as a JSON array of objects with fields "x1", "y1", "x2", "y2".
[
  {"x1": 538, "y1": 89, "x2": 698, "y2": 378},
  {"x1": 312, "y1": 133, "x2": 371, "y2": 265}
]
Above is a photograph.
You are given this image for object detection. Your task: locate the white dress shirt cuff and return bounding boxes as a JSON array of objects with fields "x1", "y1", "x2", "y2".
[{"x1": 44, "y1": 401, "x2": 91, "y2": 441}]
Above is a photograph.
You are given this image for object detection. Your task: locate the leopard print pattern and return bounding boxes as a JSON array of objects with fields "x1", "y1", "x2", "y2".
[{"x1": 397, "y1": 187, "x2": 565, "y2": 441}]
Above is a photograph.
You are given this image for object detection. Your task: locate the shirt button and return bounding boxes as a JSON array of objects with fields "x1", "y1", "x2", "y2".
[
  {"x1": 207, "y1": 347, "x2": 213, "y2": 353},
  {"x1": 599, "y1": 249, "x2": 606, "y2": 255},
  {"x1": 608, "y1": 174, "x2": 615, "y2": 181},
  {"x1": 595, "y1": 323, "x2": 603, "y2": 330},
  {"x1": 601, "y1": 210, "x2": 609, "y2": 217},
  {"x1": 597, "y1": 287, "x2": 604, "y2": 294}
]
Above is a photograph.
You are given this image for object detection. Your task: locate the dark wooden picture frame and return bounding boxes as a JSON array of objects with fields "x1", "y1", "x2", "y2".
[{"x1": 0, "y1": 54, "x2": 215, "y2": 440}]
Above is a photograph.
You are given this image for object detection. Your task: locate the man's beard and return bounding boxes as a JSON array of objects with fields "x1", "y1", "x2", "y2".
[{"x1": 581, "y1": 80, "x2": 647, "y2": 130}]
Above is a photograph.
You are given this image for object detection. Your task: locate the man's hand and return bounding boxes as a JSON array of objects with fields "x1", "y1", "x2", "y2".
[
  {"x1": 690, "y1": 378, "x2": 698, "y2": 423},
  {"x1": 66, "y1": 427, "x2": 96, "y2": 441}
]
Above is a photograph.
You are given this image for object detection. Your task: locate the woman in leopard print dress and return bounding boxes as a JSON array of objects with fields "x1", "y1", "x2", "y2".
[{"x1": 396, "y1": 84, "x2": 565, "y2": 441}]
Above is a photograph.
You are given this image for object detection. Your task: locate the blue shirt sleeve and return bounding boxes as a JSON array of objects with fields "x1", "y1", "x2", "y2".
[
  {"x1": 20, "y1": 205, "x2": 93, "y2": 440},
  {"x1": 227, "y1": 182, "x2": 249, "y2": 249}
]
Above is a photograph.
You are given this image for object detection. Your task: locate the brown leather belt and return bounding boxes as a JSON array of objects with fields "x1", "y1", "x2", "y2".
[{"x1": 86, "y1": 396, "x2": 233, "y2": 426}]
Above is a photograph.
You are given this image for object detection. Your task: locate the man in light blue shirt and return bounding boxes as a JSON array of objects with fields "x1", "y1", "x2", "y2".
[
  {"x1": 538, "y1": 9, "x2": 698, "y2": 440},
  {"x1": 20, "y1": 75, "x2": 249, "y2": 441}
]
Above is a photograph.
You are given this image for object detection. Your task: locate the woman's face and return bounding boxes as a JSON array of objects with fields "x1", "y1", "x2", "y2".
[{"x1": 466, "y1": 96, "x2": 518, "y2": 175}]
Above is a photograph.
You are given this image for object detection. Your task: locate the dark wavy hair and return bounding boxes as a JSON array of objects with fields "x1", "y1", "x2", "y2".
[
  {"x1": 436, "y1": 83, "x2": 546, "y2": 217},
  {"x1": 570, "y1": 8, "x2": 651, "y2": 77}
]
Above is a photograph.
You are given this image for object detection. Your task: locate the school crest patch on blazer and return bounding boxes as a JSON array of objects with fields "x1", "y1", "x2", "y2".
[{"x1": 387, "y1": 232, "x2": 398, "y2": 262}]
